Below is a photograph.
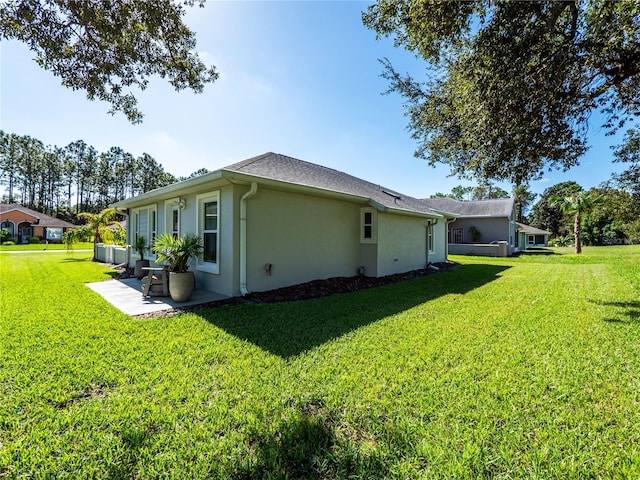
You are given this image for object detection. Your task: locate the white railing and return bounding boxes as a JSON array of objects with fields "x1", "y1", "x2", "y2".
[{"x1": 449, "y1": 241, "x2": 510, "y2": 257}]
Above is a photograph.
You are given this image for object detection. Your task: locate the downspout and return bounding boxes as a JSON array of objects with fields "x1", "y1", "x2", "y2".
[
  {"x1": 445, "y1": 217, "x2": 457, "y2": 260},
  {"x1": 427, "y1": 218, "x2": 438, "y2": 265},
  {"x1": 239, "y1": 182, "x2": 258, "y2": 296},
  {"x1": 115, "y1": 208, "x2": 130, "y2": 267}
]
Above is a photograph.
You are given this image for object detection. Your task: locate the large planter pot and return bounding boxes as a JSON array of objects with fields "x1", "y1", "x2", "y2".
[
  {"x1": 168, "y1": 271, "x2": 195, "y2": 302},
  {"x1": 134, "y1": 259, "x2": 150, "y2": 279}
]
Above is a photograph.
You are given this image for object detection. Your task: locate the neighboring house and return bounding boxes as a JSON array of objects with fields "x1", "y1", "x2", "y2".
[
  {"x1": 112, "y1": 152, "x2": 450, "y2": 297},
  {"x1": 0, "y1": 204, "x2": 75, "y2": 243},
  {"x1": 421, "y1": 197, "x2": 518, "y2": 256},
  {"x1": 516, "y1": 222, "x2": 550, "y2": 249}
]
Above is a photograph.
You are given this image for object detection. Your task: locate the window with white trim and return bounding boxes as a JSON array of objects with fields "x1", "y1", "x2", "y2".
[
  {"x1": 360, "y1": 207, "x2": 377, "y2": 243},
  {"x1": 1, "y1": 220, "x2": 15, "y2": 237},
  {"x1": 151, "y1": 210, "x2": 157, "y2": 246},
  {"x1": 131, "y1": 205, "x2": 157, "y2": 254},
  {"x1": 452, "y1": 228, "x2": 463, "y2": 243},
  {"x1": 197, "y1": 191, "x2": 220, "y2": 273},
  {"x1": 171, "y1": 206, "x2": 180, "y2": 239}
]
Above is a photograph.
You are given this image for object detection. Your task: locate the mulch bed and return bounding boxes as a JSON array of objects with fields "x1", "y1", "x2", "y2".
[
  {"x1": 247, "y1": 262, "x2": 456, "y2": 304},
  {"x1": 109, "y1": 261, "x2": 457, "y2": 319}
]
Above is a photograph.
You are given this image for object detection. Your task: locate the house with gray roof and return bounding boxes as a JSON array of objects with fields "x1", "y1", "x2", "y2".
[
  {"x1": 421, "y1": 197, "x2": 518, "y2": 256},
  {"x1": 112, "y1": 152, "x2": 448, "y2": 297},
  {"x1": 421, "y1": 197, "x2": 550, "y2": 256},
  {"x1": 516, "y1": 222, "x2": 550, "y2": 249}
]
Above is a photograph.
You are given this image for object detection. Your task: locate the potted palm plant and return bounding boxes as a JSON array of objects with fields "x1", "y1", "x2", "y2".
[
  {"x1": 133, "y1": 236, "x2": 150, "y2": 279},
  {"x1": 153, "y1": 232, "x2": 203, "y2": 302}
]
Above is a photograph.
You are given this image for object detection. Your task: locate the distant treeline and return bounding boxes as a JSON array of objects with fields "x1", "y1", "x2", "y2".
[{"x1": 0, "y1": 130, "x2": 207, "y2": 223}]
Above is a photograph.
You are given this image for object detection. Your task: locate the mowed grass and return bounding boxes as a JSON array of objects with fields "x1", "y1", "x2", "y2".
[
  {"x1": 0, "y1": 242, "x2": 94, "y2": 251},
  {"x1": 1, "y1": 246, "x2": 639, "y2": 478}
]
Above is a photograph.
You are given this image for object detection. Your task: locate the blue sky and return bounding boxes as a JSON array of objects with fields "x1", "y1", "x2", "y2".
[{"x1": 0, "y1": 1, "x2": 628, "y2": 200}]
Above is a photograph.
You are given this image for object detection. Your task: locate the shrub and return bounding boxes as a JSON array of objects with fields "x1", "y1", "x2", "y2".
[
  {"x1": 2, "y1": 240, "x2": 16, "y2": 246},
  {"x1": 469, "y1": 226, "x2": 482, "y2": 242},
  {"x1": 0, "y1": 228, "x2": 11, "y2": 243},
  {"x1": 28, "y1": 236, "x2": 41, "y2": 244}
]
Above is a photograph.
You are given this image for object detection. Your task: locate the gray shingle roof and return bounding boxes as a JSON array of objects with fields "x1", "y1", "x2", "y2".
[
  {"x1": 515, "y1": 222, "x2": 550, "y2": 235},
  {"x1": 223, "y1": 152, "x2": 440, "y2": 217},
  {"x1": 421, "y1": 197, "x2": 514, "y2": 217}
]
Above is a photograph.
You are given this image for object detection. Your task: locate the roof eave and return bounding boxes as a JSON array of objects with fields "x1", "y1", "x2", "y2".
[{"x1": 111, "y1": 170, "x2": 225, "y2": 208}]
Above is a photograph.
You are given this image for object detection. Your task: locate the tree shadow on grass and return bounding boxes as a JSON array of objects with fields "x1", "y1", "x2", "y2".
[
  {"x1": 232, "y1": 400, "x2": 384, "y2": 480},
  {"x1": 590, "y1": 300, "x2": 640, "y2": 324},
  {"x1": 199, "y1": 264, "x2": 509, "y2": 359}
]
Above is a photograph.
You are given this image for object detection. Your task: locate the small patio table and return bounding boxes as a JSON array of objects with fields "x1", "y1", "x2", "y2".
[{"x1": 141, "y1": 266, "x2": 169, "y2": 297}]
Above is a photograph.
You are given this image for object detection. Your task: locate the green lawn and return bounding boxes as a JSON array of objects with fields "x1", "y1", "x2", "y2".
[
  {"x1": 1, "y1": 246, "x2": 639, "y2": 478},
  {"x1": 0, "y1": 242, "x2": 94, "y2": 251}
]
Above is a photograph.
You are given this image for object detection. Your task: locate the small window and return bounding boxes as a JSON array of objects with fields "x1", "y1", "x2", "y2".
[
  {"x1": 452, "y1": 228, "x2": 463, "y2": 244},
  {"x1": 151, "y1": 210, "x2": 157, "y2": 246},
  {"x1": 527, "y1": 235, "x2": 535, "y2": 245},
  {"x1": 46, "y1": 227, "x2": 63, "y2": 240},
  {"x1": 1, "y1": 220, "x2": 14, "y2": 237},
  {"x1": 360, "y1": 208, "x2": 377, "y2": 243},
  {"x1": 364, "y1": 212, "x2": 373, "y2": 239},
  {"x1": 171, "y1": 208, "x2": 180, "y2": 239}
]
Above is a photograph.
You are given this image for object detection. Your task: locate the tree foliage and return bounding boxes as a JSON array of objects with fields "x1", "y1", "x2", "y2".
[
  {"x1": 0, "y1": 130, "x2": 177, "y2": 216},
  {"x1": 582, "y1": 187, "x2": 636, "y2": 245},
  {"x1": 552, "y1": 191, "x2": 603, "y2": 254},
  {"x1": 0, "y1": 0, "x2": 218, "y2": 123},
  {"x1": 531, "y1": 181, "x2": 639, "y2": 245},
  {"x1": 530, "y1": 181, "x2": 582, "y2": 237},
  {"x1": 67, "y1": 208, "x2": 125, "y2": 259},
  {"x1": 432, "y1": 182, "x2": 509, "y2": 201},
  {"x1": 363, "y1": 1, "x2": 640, "y2": 184},
  {"x1": 611, "y1": 129, "x2": 640, "y2": 198}
]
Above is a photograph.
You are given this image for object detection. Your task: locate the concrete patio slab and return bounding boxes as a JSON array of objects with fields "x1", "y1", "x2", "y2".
[{"x1": 86, "y1": 277, "x2": 229, "y2": 316}]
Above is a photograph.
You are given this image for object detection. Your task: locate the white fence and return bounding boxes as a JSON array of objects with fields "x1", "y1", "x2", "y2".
[
  {"x1": 449, "y1": 241, "x2": 510, "y2": 257},
  {"x1": 95, "y1": 243, "x2": 129, "y2": 265}
]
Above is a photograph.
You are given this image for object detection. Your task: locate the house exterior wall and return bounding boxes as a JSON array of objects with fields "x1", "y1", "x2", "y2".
[
  {"x1": 377, "y1": 213, "x2": 426, "y2": 276},
  {"x1": 120, "y1": 180, "x2": 448, "y2": 297},
  {"x1": 245, "y1": 187, "x2": 361, "y2": 293},
  {"x1": 194, "y1": 185, "x2": 241, "y2": 297},
  {"x1": 128, "y1": 184, "x2": 241, "y2": 298},
  {"x1": 0, "y1": 210, "x2": 38, "y2": 243},
  {"x1": 373, "y1": 214, "x2": 446, "y2": 277},
  {"x1": 448, "y1": 217, "x2": 511, "y2": 244},
  {"x1": 0, "y1": 210, "x2": 38, "y2": 224},
  {"x1": 519, "y1": 231, "x2": 549, "y2": 249}
]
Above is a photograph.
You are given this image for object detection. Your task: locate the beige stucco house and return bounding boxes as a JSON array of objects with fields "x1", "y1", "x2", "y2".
[
  {"x1": 421, "y1": 197, "x2": 550, "y2": 256},
  {"x1": 112, "y1": 153, "x2": 449, "y2": 297},
  {"x1": 516, "y1": 222, "x2": 551, "y2": 249},
  {"x1": 422, "y1": 197, "x2": 518, "y2": 256}
]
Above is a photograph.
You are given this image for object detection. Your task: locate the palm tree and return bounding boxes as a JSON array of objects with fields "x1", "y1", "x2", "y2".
[
  {"x1": 552, "y1": 191, "x2": 603, "y2": 254},
  {"x1": 74, "y1": 208, "x2": 124, "y2": 260}
]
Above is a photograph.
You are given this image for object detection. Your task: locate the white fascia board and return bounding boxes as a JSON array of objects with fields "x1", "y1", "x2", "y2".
[
  {"x1": 428, "y1": 208, "x2": 459, "y2": 219},
  {"x1": 384, "y1": 206, "x2": 445, "y2": 219},
  {"x1": 111, "y1": 170, "x2": 224, "y2": 209}
]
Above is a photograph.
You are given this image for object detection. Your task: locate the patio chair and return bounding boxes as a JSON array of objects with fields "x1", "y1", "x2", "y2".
[{"x1": 141, "y1": 267, "x2": 169, "y2": 297}]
